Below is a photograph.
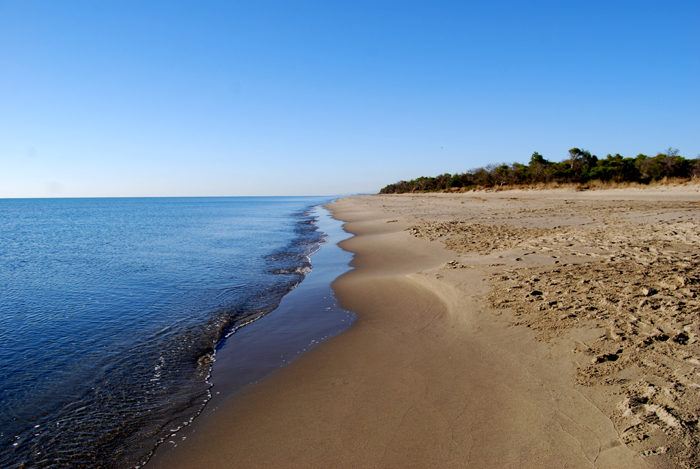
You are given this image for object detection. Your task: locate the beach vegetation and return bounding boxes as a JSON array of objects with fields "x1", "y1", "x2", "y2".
[{"x1": 379, "y1": 148, "x2": 699, "y2": 193}]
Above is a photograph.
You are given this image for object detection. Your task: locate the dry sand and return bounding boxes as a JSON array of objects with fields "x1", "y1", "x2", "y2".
[{"x1": 149, "y1": 186, "x2": 699, "y2": 468}]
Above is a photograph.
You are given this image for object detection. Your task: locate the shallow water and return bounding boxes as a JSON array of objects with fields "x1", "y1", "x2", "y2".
[
  {"x1": 0, "y1": 197, "x2": 334, "y2": 467},
  {"x1": 148, "y1": 204, "x2": 357, "y2": 461}
]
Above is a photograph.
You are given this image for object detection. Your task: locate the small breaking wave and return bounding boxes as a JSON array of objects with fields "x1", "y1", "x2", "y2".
[{"x1": 139, "y1": 206, "x2": 327, "y2": 466}]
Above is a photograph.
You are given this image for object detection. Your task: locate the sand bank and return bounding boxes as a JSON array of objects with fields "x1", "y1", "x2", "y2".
[{"x1": 149, "y1": 187, "x2": 699, "y2": 468}]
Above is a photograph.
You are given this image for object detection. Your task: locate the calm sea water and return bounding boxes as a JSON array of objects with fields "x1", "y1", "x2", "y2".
[{"x1": 0, "y1": 197, "x2": 334, "y2": 467}]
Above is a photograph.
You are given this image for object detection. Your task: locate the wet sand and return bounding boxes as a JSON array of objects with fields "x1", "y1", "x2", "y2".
[{"x1": 149, "y1": 186, "x2": 699, "y2": 468}]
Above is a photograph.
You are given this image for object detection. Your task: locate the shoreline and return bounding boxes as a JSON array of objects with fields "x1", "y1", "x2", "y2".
[
  {"x1": 147, "y1": 187, "x2": 700, "y2": 467},
  {"x1": 146, "y1": 204, "x2": 355, "y2": 465},
  {"x1": 0, "y1": 196, "x2": 341, "y2": 468},
  {"x1": 203, "y1": 204, "x2": 355, "y2": 405}
]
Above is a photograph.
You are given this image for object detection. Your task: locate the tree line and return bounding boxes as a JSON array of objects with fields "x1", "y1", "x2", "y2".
[{"x1": 379, "y1": 148, "x2": 700, "y2": 194}]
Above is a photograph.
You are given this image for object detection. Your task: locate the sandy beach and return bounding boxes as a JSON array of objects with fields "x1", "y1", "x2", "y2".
[{"x1": 149, "y1": 185, "x2": 699, "y2": 468}]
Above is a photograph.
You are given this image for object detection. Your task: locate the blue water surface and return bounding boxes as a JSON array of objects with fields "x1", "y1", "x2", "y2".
[{"x1": 0, "y1": 196, "x2": 330, "y2": 467}]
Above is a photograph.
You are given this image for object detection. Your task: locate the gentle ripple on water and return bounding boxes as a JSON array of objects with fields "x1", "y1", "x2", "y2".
[{"x1": 0, "y1": 196, "x2": 329, "y2": 467}]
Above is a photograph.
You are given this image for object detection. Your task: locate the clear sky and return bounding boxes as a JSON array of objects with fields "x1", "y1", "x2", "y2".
[{"x1": 1, "y1": 1, "x2": 698, "y2": 197}]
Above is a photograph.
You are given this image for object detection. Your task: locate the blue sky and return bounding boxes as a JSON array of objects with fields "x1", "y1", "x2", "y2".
[{"x1": 1, "y1": 1, "x2": 698, "y2": 197}]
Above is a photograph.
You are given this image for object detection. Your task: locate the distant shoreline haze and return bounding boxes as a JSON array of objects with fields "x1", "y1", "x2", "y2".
[{"x1": 380, "y1": 148, "x2": 700, "y2": 193}]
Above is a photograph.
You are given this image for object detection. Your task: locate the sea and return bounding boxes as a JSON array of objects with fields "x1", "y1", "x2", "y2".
[{"x1": 0, "y1": 196, "x2": 355, "y2": 468}]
